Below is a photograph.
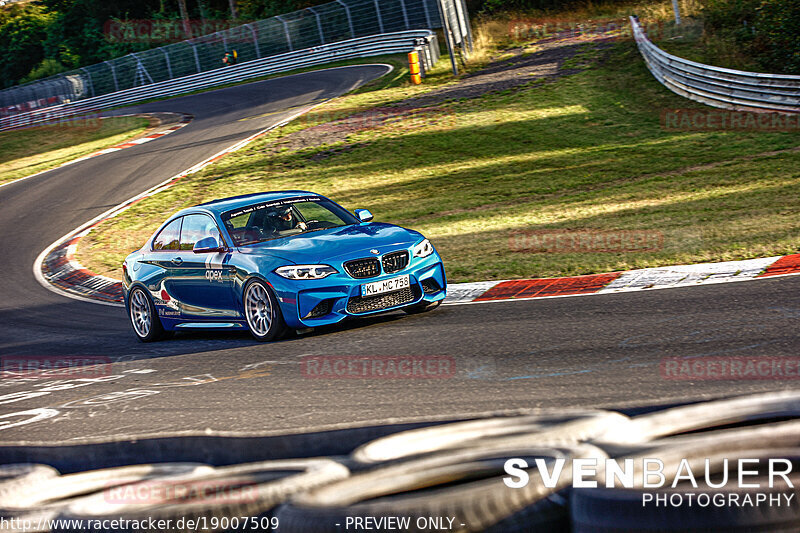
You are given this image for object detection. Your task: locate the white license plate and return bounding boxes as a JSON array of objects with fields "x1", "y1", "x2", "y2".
[{"x1": 361, "y1": 274, "x2": 410, "y2": 297}]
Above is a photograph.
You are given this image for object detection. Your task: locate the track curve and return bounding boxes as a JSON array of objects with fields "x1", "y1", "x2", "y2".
[
  {"x1": 1, "y1": 64, "x2": 799, "y2": 443},
  {"x1": 0, "y1": 65, "x2": 391, "y2": 360}
]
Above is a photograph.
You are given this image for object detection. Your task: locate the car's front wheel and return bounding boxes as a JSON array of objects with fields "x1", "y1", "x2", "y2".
[
  {"x1": 127, "y1": 286, "x2": 171, "y2": 342},
  {"x1": 243, "y1": 279, "x2": 287, "y2": 342}
]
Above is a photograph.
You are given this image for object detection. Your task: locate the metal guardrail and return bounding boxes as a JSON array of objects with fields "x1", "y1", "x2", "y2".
[
  {"x1": 0, "y1": 31, "x2": 438, "y2": 131},
  {"x1": 630, "y1": 16, "x2": 800, "y2": 113},
  {"x1": 1, "y1": 0, "x2": 469, "y2": 115},
  {"x1": 0, "y1": 0, "x2": 443, "y2": 108}
]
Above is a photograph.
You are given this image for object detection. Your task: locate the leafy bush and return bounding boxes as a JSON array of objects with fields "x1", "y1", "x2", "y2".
[
  {"x1": 753, "y1": 0, "x2": 800, "y2": 73},
  {"x1": 21, "y1": 58, "x2": 70, "y2": 83},
  {"x1": 702, "y1": 0, "x2": 800, "y2": 73}
]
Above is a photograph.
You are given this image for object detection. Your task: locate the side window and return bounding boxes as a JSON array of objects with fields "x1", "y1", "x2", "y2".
[
  {"x1": 152, "y1": 218, "x2": 182, "y2": 251},
  {"x1": 180, "y1": 214, "x2": 221, "y2": 251},
  {"x1": 226, "y1": 212, "x2": 251, "y2": 229}
]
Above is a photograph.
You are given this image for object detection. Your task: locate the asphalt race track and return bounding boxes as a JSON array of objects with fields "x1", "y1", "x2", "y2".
[{"x1": 1, "y1": 65, "x2": 799, "y2": 443}]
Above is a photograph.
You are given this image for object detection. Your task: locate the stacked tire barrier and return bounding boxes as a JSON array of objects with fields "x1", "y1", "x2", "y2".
[
  {"x1": 630, "y1": 16, "x2": 800, "y2": 113},
  {"x1": 3, "y1": 391, "x2": 800, "y2": 531},
  {"x1": 0, "y1": 31, "x2": 439, "y2": 132}
]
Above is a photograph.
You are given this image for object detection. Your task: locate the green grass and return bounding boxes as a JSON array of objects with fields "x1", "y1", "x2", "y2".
[
  {"x1": 0, "y1": 116, "x2": 151, "y2": 185},
  {"x1": 78, "y1": 39, "x2": 800, "y2": 282}
]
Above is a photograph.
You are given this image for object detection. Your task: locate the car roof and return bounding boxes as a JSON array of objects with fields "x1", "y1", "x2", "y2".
[{"x1": 181, "y1": 190, "x2": 323, "y2": 217}]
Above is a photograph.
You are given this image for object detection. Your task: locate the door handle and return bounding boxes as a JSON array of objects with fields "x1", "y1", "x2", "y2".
[{"x1": 172, "y1": 257, "x2": 183, "y2": 265}]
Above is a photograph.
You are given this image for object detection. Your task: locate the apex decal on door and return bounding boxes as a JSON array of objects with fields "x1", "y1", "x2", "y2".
[{"x1": 205, "y1": 269, "x2": 226, "y2": 282}]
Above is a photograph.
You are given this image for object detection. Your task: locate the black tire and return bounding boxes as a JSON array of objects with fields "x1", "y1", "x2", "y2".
[
  {"x1": 352, "y1": 410, "x2": 629, "y2": 465},
  {"x1": 275, "y1": 443, "x2": 607, "y2": 532},
  {"x1": 126, "y1": 286, "x2": 170, "y2": 342},
  {"x1": 572, "y1": 448, "x2": 800, "y2": 532},
  {"x1": 593, "y1": 390, "x2": 800, "y2": 456},
  {"x1": 2, "y1": 463, "x2": 210, "y2": 511},
  {"x1": 0, "y1": 464, "x2": 59, "y2": 505},
  {"x1": 58, "y1": 459, "x2": 349, "y2": 532},
  {"x1": 403, "y1": 300, "x2": 441, "y2": 315},
  {"x1": 243, "y1": 279, "x2": 287, "y2": 342},
  {"x1": 573, "y1": 419, "x2": 800, "y2": 532}
]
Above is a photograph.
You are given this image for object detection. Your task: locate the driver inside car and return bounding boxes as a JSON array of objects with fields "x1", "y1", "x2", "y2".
[{"x1": 267, "y1": 206, "x2": 307, "y2": 232}]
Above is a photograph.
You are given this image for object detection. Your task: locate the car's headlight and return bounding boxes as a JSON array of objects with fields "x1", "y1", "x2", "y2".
[
  {"x1": 274, "y1": 265, "x2": 338, "y2": 280},
  {"x1": 412, "y1": 239, "x2": 435, "y2": 259}
]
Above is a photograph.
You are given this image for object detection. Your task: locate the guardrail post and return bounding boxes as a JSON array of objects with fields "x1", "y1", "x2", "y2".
[
  {"x1": 452, "y1": 0, "x2": 470, "y2": 54},
  {"x1": 437, "y1": 0, "x2": 458, "y2": 75},
  {"x1": 399, "y1": 0, "x2": 410, "y2": 29},
  {"x1": 161, "y1": 48, "x2": 174, "y2": 79},
  {"x1": 336, "y1": 0, "x2": 355, "y2": 38},
  {"x1": 422, "y1": 0, "x2": 433, "y2": 30},
  {"x1": 458, "y1": 0, "x2": 473, "y2": 52},
  {"x1": 307, "y1": 6, "x2": 325, "y2": 44},
  {"x1": 132, "y1": 53, "x2": 154, "y2": 86},
  {"x1": 24, "y1": 86, "x2": 35, "y2": 108},
  {"x1": 373, "y1": 0, "x2": 385, "y2": 34},
  {"x1": 81, "y1": 68, "x2": 95, "y2": 98},
  {"x1": 104, "y1": 61, "x2": 119, "y2": 92},
  {"x1": 246, "y1": 24, "x2": 261, "y2": 58},
  {"x1": 671, "y1": 0, "x2": 681, "y2": 25},
  {"x1": 191, "y1": 42, "x2": 202, "y2": 72},
  {"x1": 275, "y1": 15, "x2": 293, "y2": 51}
]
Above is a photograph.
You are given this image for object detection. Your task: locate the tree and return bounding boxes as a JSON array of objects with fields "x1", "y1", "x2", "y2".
[
  {"x1": 754, "y1": 0, "x2": 800, "y2": 73},
  {"x1": 0, "y1": 5, "x2": 52, "y2": 88}
]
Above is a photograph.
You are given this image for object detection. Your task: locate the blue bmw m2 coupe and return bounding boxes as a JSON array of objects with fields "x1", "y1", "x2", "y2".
[{"x1": 122, "y1": 191, "x2": 446, "y2": 341}]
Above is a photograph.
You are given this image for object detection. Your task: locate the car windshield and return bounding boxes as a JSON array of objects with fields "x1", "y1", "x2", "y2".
[{"x1": 221, "y1": 196, "x2": 359, "y2": 246}]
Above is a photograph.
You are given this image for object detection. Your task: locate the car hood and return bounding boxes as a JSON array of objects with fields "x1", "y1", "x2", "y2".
[{"x1": 237, "y1": 223, "x2": 422, "y2": 264}]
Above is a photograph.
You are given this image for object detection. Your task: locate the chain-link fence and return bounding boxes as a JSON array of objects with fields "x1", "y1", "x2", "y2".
[{"x1": 0, "y1": 0, "x2": 470, "y2": 117}]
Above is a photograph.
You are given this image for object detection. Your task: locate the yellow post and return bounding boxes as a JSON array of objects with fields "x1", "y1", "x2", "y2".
[{"x1": 408, "y1": 51, "x2": 422, "y2": 85}]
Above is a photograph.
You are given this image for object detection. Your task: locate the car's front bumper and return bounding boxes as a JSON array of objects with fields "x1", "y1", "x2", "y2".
[{"x1": 269, "y1": 255, "x2": 446, "y2": 329}]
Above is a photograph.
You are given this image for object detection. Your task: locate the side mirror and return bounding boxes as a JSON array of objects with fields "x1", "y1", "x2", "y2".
[
  {"x1": 354, "y1": 209, "x2": 374, "y2": 222},
  {"x1": 193, "y1": 236, "x2": 225, "y2": 254}
]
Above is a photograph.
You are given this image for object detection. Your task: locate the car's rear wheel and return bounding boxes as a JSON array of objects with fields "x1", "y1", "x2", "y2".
[
  {"x1": 244, "y1": 279, "x2": 287, "y2": 342},
  {"x1": 127, "y1": 286, "x2": 170, "y2": 342}
]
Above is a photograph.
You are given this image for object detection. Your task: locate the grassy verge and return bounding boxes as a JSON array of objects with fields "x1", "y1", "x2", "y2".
[
  {"x1": 0, "y1": 116, "x2": 151, "y2": 185},
  {"x1": 78, "y1": 32, "x2": 800, "y2": 283}
]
